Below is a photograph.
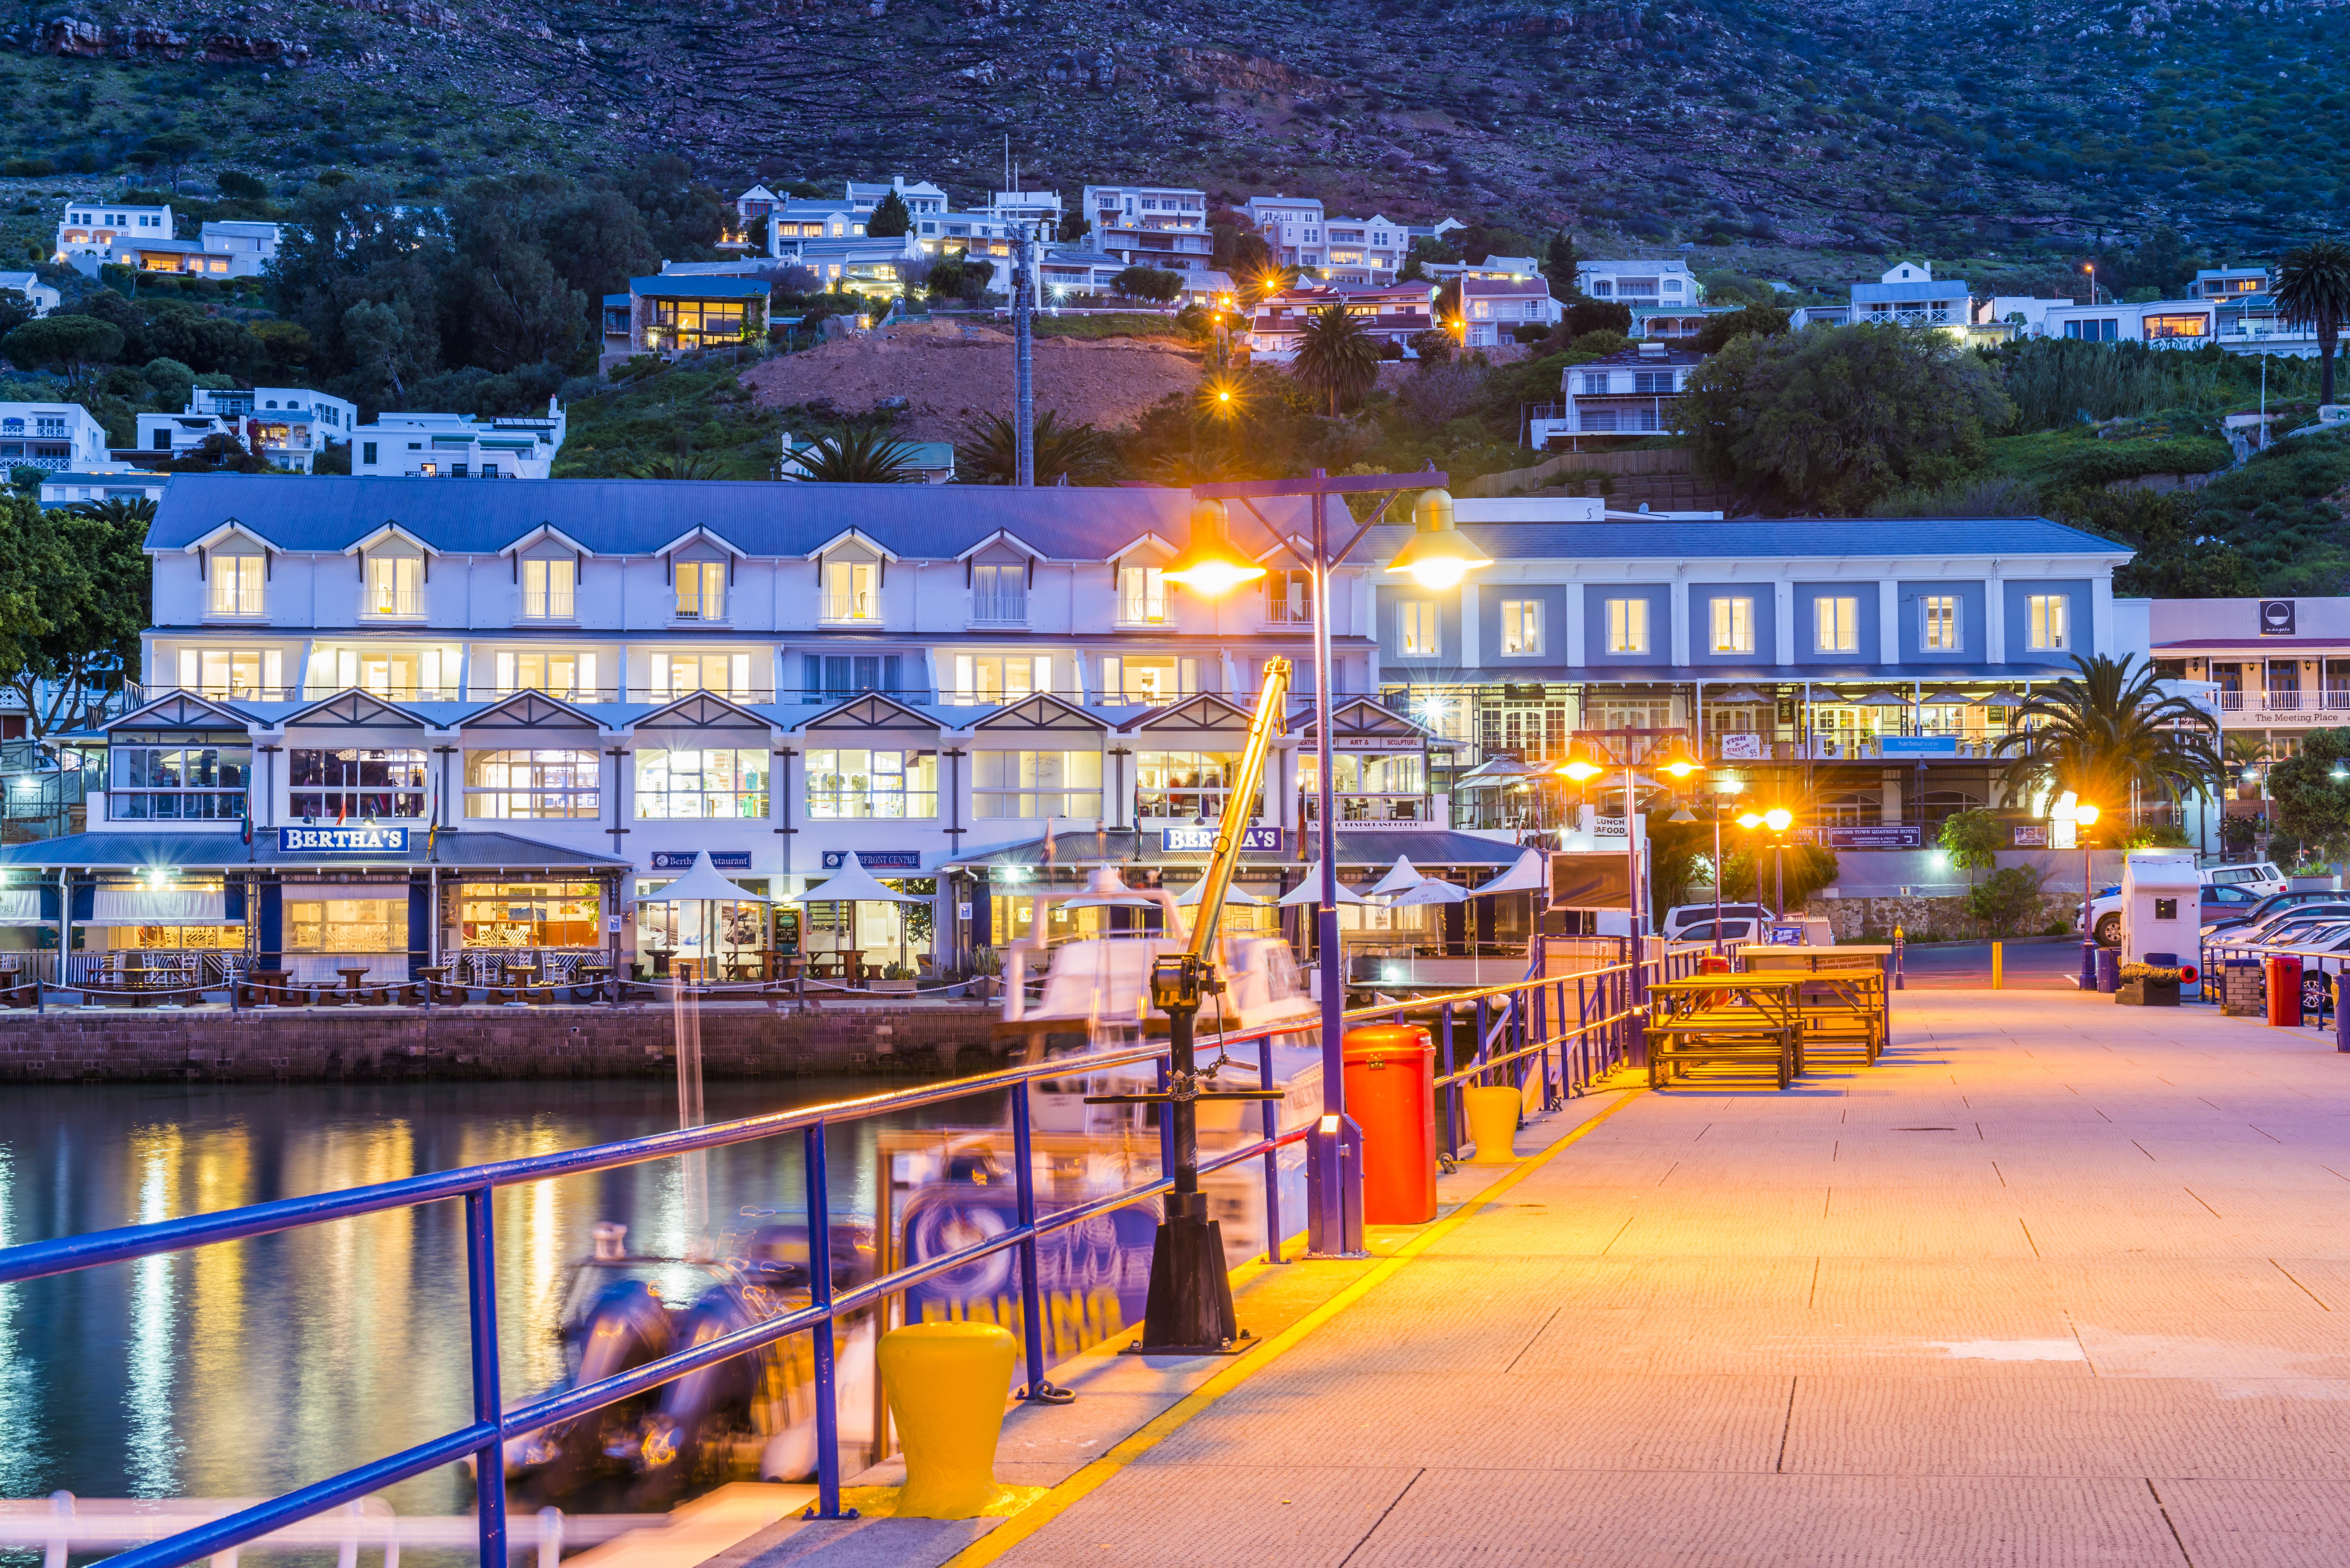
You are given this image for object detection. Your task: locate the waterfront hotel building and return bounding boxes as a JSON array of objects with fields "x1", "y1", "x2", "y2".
[{"x1": 0, "y1": 477, "x2": 2140, "y2": 986}]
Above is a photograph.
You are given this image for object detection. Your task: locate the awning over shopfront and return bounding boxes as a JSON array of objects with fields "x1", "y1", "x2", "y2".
[
  {"x1": 943, "y1": 827, "x2": 1533, "y2": 874},
  {"x1": 90, "y1": 888, "x2": 233, "y2": 925},
  {"x1": 0, "y1": 829, "x2": 633, "y2": 874}
]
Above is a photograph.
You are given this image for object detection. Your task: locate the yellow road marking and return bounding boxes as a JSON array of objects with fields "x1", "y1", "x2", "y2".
[{"x1": 941, "y1": 1089, "x2": 1647, "y2": 1566}]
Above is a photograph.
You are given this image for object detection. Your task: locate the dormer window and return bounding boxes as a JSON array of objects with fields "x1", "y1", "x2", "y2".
[
  {"x1": 972, "y1": 562, "x2": 1026, "y2": 623},
  {"x1": 1119, "y1": 563, "x2": 1167, "y2": 623},
  {"x1": 210, "y1": 553, "x2": 266, "y2": 616},
  {"x1": 674, "y1": 561, "x2": 725, "y2": 621},
  {"x1": 522, "y1": 558, "x2": 575, "y2": 619},
  {"x1": 365, "y1": 555, "x2": 424, "y2": 617}
]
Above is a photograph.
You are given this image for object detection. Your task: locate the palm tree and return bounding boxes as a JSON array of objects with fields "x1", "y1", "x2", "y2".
[
  {"x1": 784, "y1": 426, "x2": 924, "y2": 483},
  {"x1": 1292, "y1": 304, "x2": 1380, "y2": 416},
  {"x1": 627, "y1": 449, "x2": 727, "y2": 481},
  {"x1": 1992, "y1": 653, "x2": 2222, "y2": 825},
  {"x1": 2276, "y1": 239, "x2": 2350, "y2": 405},
  {"x1": 62, "y1": 494, "x2": 157, "y2": 532},
  {"x1": 955, "y1": 411, "x2": 1115, "y2": 486}
]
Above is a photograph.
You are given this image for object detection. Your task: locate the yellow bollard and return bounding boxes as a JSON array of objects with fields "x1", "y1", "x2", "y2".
[
  {"x1": 1991, "y1": 941, "x2": 2003, "y2": 990},
  {"x1": 1461, "y1": 1084, "x2": 1521, "y2": 1164},
  {"x1": 877, "y1": 1321, "x2": 1018, "y2": 1519}
]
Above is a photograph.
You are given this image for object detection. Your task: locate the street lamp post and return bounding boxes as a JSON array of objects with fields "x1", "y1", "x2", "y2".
[
  {"x1": 1735, "y1": 807, "x2": 1796, "y2": 921},
  {"x1": 1167, "y1": 471, "x2": 1487, "y2": 1258},
  {"x1": 2076, "y1": 800, "x2": 2102, "y2": 989}
]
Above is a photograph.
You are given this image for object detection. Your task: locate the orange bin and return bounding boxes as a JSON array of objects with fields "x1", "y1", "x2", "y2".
[
  {"x1": 2268, "y1": 954, "x2": 2304, "y2": 1028},
  {"x1": 1342, "y1": 1024, "x2": 1438, "y2": 1225}
]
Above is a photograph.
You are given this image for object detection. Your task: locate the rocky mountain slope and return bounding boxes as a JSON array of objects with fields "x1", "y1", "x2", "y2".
[{"x1": 1, "y1": 0, "x2": 2344, "y2": 272}]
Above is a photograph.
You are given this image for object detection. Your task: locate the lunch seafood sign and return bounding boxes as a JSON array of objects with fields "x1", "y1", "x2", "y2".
[{"x1": 278, "y1": 826, "x2": 411, "y2": 854}]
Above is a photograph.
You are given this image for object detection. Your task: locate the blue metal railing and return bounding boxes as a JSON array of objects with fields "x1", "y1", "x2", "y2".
[{"x1": 0, "y1": 957, "x2": 1669, "y2": 1568}]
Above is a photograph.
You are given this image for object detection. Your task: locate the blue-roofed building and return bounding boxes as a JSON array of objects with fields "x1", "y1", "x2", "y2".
[
  {"x1": 0, "y1": 479, "x2": 2150, "y2": 988},
  {"x1": 616, "y1": 273, "x2": 770, "y2": 359},
  {"x1": 1852, "y1": 260, "x2": 1970, "y2": 330}
]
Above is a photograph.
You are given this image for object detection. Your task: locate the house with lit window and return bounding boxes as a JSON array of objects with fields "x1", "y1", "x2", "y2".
[
  {"x1": 133, "y1": 387, "x2": 358, "y2": 472},
  {"x1": 349, "y1": 402, "x2": 567, "y2": 480},
  {"x1": 1573, "y1": 258, "x2": 1701, "y2": 309},
  {"x1": 1525, "y1": 343, "x2": 1703, "y2": 445},
  {"x1": 1081, "y1": 183, "x2": 1214, "y2": 271},
  {"x1": 1852, "y1": 261, "x2": 1969, "y2": 331},
  {"x1": 2036, "y1": 299, "x2": 2216, "y2": 348},
  {"x1": 614, "y1": 274, "x2": 769, "y2": 358},
  {"x1": 1245, "y1": 282, "x2": 1436, "y2": 360},
  {"x1": 1460, "y1": 276, "x2": 1563, "y2": 347},
  {"x1": 0, "y1": 402, "x2": 113, "y2": 472},
  {"x1": 53, "y1": 199, "x2": 171, "y2": 261}
]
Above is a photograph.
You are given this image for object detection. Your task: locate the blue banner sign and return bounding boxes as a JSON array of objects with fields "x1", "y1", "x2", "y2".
[
  {"x1": 822, "y1": 849, "x2": 923, "y2": 870},
  {"x1": 1163, "y1": 825, "x2": 1282, "y2": 853},
  {"x1": 651, "y1": 851, "x2": 753, "y2": 871},
  {"x1": 278, "y1": 825, "x2": 409, "y2": 854},
  {"x1": 1879, "y1": 736, "x2": 1959, "y2": 756},
  {"x1": 1813, "y1": 825, "x2": 1924, "y2": 850}
]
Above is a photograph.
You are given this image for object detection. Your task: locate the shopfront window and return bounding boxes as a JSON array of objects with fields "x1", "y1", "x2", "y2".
[
  {"x1": 459, "y1": 882, "x2": 600, "y2": 947},
  {"x1": 1300, "y1": 752, "x2": 1428, "y2": 821},
  {"x1": 465, "y1": 749, "x2": 602, "y2": 819},
  {"x1": 288, "y1": 749, "x2": 429, "y2": 819},
  {"x1": 805, "y1": 749, "x2": 938, "y2": 818},
  {"x1": 1135, "y1": 750, "x2": 1258, "y2": 821},
  {"x1": 112, "y1": 745, "x2": 250, "y2": 820},
  {"x1": 286, "y1": 896, "x2": 410, "y2": 954},
  {"x1": 973, "y1": 750, "x2": 1102, "y2": 818},
  {"x1": 635, "y1": 748, "x2": 769, "y2": 818}
]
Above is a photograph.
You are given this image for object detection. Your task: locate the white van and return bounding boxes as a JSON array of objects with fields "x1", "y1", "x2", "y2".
[{"x1": 2203, "y1": 861, "x2": 2286, "y2": 896}]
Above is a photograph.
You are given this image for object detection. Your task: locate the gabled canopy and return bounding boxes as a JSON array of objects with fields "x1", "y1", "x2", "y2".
[
  {"x1": 653, "y1": 524, "x2": 747, "y2": 559},
  {"x1": 1468, "y1": 849, "x2": 1545, "y2": 896},
  {"x1": 785, "y1": 854, "x2": 928, "y2": 903},
  {"x1": 180, "y1": 519, "x2": 281, "y2": 554},
  {"x1": 637, "y1": 850, "x2": 769, "y2": 904},
  {"x1": 805, "y1": 526, "x2": 899, "y2": 562},
  {"x1": 1370, "y1": 856, "x2": 1424, "y2": 895},
  {"x1": 954, "y1": 528, "x2": 1047, "y2": 562},
  {"x1": 497, "y1": 523, "x2": 595, "y2": 558},
  {"x1": 341, "y1": 522, "x2": 440, "y2": 557},
  {"x1": 1276, "y1": 878, "x2": 1369, "y2": 906}
]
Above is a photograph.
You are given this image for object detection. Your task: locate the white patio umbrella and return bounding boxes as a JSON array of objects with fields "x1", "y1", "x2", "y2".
[
  {"x1": 636, "y1": 850, "x2": 770, "y2": 983},
  {"x1": 1173, "y1": 879, "x2": 1265, "y2": 906},
  {"x1": 1389, "y1": 877, "x2": 1469, "y2": 907},
  {"x1": 1467, "y1": 848, "x2": 1545, "y2": 897},
  {"x1": 785, "y1": 852, "x2": 930, "y2": 975},
  {"x1": 1277, "y1": 878, "x2": 1369, "y2": 906},
  {"x1": 1064, "y1": 865, "x2": 1154, "y2": 910},
  {"x1": 1370, "y1": 856, "x2": 1426, "y2": 896}
]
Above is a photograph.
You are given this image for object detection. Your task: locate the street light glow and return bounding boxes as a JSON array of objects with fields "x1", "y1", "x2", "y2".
[
  {"x1": 1763, "y1": 807, "x2": 1793, "y2": 832},
  {"x1": 1384, "y1": 488, "x2": 1492, "y2": 590},
  {"x1": 1162, "y1": 498, "x2": 1266, "y2": 595},
  {"x1": 2074, "y1": 802, "x2": 2100, "y2": 826},
  {"x1": 1555, "y1": 739, "x2": 1606, "y2": 784},
  {"x1": 1736, "y1": 810, "x2": 1764, "y2": 829},
  {"x1": 1657, "y1": 736, "x2": 1704, "y2": 781}
]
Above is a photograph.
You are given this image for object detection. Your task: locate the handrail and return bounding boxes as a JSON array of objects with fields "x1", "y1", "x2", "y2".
[{"x1": 0, "y1": 954, "x2": 1674, "y2": 1568}]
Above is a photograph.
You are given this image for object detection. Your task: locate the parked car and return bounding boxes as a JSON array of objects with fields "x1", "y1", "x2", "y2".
[
  {"x1": 1662, "y1": 902, "x2": 1773, "y2": 942},
  {"x1": 2204, "y1": 887, "x2": 2350, "y2": 939},
  {"x1": 2203, "y1": 861, "x2": 2288, "y2": 897},
  {"x1": 2217, "y1": 907, "x2": 2350, "y2": 951},
  {"x1": 2085, "y1": 880, "x2": 2265, "y2": 947},
  {"x1": 1677, "y1": 918, "x2": 1763, "y2": 946}
]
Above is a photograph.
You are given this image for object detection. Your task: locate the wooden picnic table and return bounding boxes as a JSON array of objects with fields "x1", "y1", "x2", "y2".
[
  {"x1": 1738, "y1": 948, "x2": 1891, "y2": 1065},
  {"x1": 1645, "y1": 974, "x2": 1805, "y2": 1089}
]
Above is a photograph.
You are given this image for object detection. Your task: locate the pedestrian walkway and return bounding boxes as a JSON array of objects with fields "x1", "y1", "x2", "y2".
[{"x1": 739, "y1": 991, "x2": 2350, "y2": 1567}]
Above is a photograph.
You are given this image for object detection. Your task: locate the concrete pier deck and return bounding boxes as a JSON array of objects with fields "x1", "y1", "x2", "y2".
[{"x1": 738, "y1": 990, "x2": 2350, "y2": 1568}]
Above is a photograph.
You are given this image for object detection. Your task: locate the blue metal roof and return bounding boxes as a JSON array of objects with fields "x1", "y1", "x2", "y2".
[
  {"x1": 147, "y1": 475, "x2": 1223, "y2": 558},
  {"x1": 1365, "y1": 516, "x2": 2124, "y2": 559},
  {"x1": 1852, "y1": 281, "x2": 1971, "y2": 303}
]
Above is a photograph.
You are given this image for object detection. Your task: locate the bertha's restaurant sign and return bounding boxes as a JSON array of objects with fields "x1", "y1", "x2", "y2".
[{"x1": 278, "y1": 826, "x2": 411, "y2": 854}]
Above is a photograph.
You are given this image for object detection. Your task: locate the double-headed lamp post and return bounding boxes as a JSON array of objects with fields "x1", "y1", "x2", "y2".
[
  {"x1": 2075, "y1": 799, "x2": 2102, "y2": 988},
  {"x1": 1557, "y1": 734, "x2": 1703, "y2": 1033},
  {"x1": 1164, "y1": 475, "x2": 1488, "y2": 1257}
]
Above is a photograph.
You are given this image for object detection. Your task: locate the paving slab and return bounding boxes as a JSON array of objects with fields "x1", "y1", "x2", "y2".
[{"x1": 726, "y1": 990, "x2": 2350, "y2": 1568}]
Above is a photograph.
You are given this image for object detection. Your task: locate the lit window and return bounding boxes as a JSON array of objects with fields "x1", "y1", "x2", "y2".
[
  {"x1": 1399, "y1": 600, "x2": 1440, "y2": 658},
  {"x1": 826, "y1": 559, "x2": 879, "y2": 620},
  {"x1": 674, "y1": 560, "x2": 725, "y2": 621},
  {"x1": 952, "y1": 654, "x2": 1052, "y2": 705},
  {"x1": 289, "y1": 748, "x2": 428, "y2": 819},
  {"x1": 111, "y1": 746, "x2": 249, "y2": 820},
  {"x1": 1710, "y1": 596, "x2": 1753, "y2": 654},
  {"x1": 651, "y1": 652, "x2": 752, "y2": 700},
  {"x1": 973, "y1": 750, "x2": 1103, "y2": 818},
  {"x1": 1499, "y1": 599, "x2": 1543, "y2": 656},
  {"x1": 1135, "y1": 750, "x2": 1259, "y2": 820},
  {"x1": 178, "y1": 647, "x2": 283, "y2": 699},
  {"x1": 465, "y1": 749, "x2": 601, "y2": 819},
  {"x1": 210, "y1": 554, "x2": 266, "y2": 615},
  {"x1": 491, "y1": 650, "x2": 595, "y2": 700},
  {"x1": 1119, "y1": 563, "x2": 1167, "y2": 623},
  {"x1": 2029, "y1": 594, "x2": 2069, "y2": 651},
  {"x1": 365, "y1": 555, "x2": 424, "y2": 617},
  {"x1": 1815, "y1": 596, "x2": 1859, "y2": 653},
  {"x1": 1605, "y1": 597, "x2": 1649, "y2": 655},
  {"x1": 804, "y1": 748, "x2": 937, "y2": 818},
  {"x1": 522, "y1": 557, "x2": 575, "y2": 619},
  {"x1": 1922, "y1": 594, "x2": 1959, "y2": 651},
  {"x1": 973, "y1": 562, "x2": 1027, "y2": 622},
  {"x1": 635, "y1": 748, "x2": 769, "y2": 818}
]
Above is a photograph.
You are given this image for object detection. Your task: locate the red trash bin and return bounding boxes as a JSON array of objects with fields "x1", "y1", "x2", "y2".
[
  {"x1": 1342, "y1": 1024, "x2": 1438, "y2": 1225},
  {"x1": 2268, "y1": 954, "x2": 2305, "y2": 1027}
]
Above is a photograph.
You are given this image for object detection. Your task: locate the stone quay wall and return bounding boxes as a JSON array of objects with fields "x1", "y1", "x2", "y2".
[
  {"x1": 1807, "y1": 892, "x2": 2080, "y2": 943},
  {"x1": 0, "y1": 1002, "x2": 1009, "y2": 1083}
]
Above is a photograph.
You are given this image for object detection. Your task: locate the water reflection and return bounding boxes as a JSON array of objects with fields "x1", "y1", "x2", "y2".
[{"x1": 0, "y1": 1075, "x2": 973, "y2": 1516}]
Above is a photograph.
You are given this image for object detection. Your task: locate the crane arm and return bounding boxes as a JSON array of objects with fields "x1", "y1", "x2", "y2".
[{"x1": 1185, "y1": 657, "x2": 1292, "y2": 961}]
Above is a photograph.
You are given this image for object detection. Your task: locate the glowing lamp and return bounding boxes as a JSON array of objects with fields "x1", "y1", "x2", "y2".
[
  {"x1": 1763, "y1": 807, "x2": 1793, "y2": 833},
  {"x1": 1383, "y1": 488, "x2": 1491, "y2": 590},
  {"x1": 2074, "y1": 802, "x2": 2100, "y2": 827},
  {"x1": 1554, "y1": 739, "x2": 1605, "y2": 784},
  {"x1": 1162, "y1": 498, "x2": 1265, "y2": 597},
  {"x1": 1656, "y1": 736, "x2": 1704, "y2": 781},
  {"x1": 1736, "y1": 811, "x2": 1764, "y2": 830}
]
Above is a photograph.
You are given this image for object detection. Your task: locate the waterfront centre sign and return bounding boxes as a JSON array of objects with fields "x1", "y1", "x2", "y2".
[{"x1": 278, "y1": 825, "x2": 411, "y2": 854}]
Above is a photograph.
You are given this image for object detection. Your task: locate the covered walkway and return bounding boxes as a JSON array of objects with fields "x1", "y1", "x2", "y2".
[{"x1": 891, "y1": 989, "x2": 2350, "y2": 1567}]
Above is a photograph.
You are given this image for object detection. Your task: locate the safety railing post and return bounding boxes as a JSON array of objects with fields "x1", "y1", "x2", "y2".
[
  {"x1": 1156, "y1": 1057, "x2": 1176, "y2": 1180},
  {"x1": 1258, "y1": 1038, "x2": 1285, "y2": 1264},
  {"x1": 1531, "y1": 984, "x2": 1549, "y2": 1109},
  {"x1": 801, "y1": 1121, "x2": 853, "y2": 1520},
  {"x1": 463, "y1": 1183, "x2": 506, "y2": 1568},
  {"x1": 1439, "y1": 1003, "x2": 1459, "y2": 1162},
  {"x1": 1009, "y1": 1085, "x2": 1056, "y2": 1401},
  {"x1": 1473, "y1": 996, "x2": 1490, "y2": 1085}
]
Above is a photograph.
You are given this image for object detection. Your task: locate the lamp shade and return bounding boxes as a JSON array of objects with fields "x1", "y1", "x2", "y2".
[
  {"x1": 1383, "y1": 488, "x2": 1491, "y2": 589},
  {"x1": 1163, "y1": 497, "x2": 1265, "y2": 595}
]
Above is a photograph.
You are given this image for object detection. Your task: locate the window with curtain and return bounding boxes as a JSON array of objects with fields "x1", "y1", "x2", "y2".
[
  {"x1": 1398, "y1": 600, "x2": 1439, "y2": 658},
  {"x1": 288, "y1": 748, "x2": 428, "y2": 819},
  {"x1": 1605, "y1": 597, "x2": 1649, "y2": 654},
  {"x1": 972, "y1": 750, "x2": 1102, "y2": 818},
  {"x1": 1499, "y1": 599, "x2": 1543, "y2": 656},
  {"x1": 522, "y1": 557, "x2": 575, "y2": 619},
  {"x1": 1815, "y1": 596, "x2": 1859, "y2": 652},
  {"x1": 178, "y1": 648, "x2": 284, "y2": 699},
  {"x1": 1119, "y1": 564, "x2": 1168, "y2": 623},
  {"x1": 650, "y1": 652, "x2": 753, "y2": 700},
  {"x1": 804, "y1": 749, "x2": 938, "y2": 818},
  {"x1": 1710, "y1": 597, "x2": 1753, "y2": 654},
  {"x1": 972, "y1": 562, "x2": 1027, "y2": 622},
  {"x1": 674, "y1": 561, "x2": 726, "y2": 620},
  {"x1": 492, "y1": 650, "x2": 596, "y2": 700},
  {"x1": 635, "y1": 748, "x2": 769, "y2": 818},
  {"x1": 952, "y1": 654, "x2": 1053, "y2": 705},
  {"x1": 2029, "y1": 594, "x2": 2069, "y2": 650},
  {"x1": 365, "y1": 555, "x2": 424, "y2": 617},
  {"x1": 209, "y1": 554, "x2": 265, "y2": 615},
  {"x1": 826, "y1": 559, "x2": 879, "y2": 620},
  {"x1": 1922, "y1": 594, "x2": 1960, "y2": 651},
  {"x1": 464, "y1": 749, "x2": 601, "y2": 818}
]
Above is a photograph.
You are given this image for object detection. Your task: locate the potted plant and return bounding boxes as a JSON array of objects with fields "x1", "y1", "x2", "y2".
[
  {"x1": 2116, "y1": 959, "x2": 2194, "y2": 1006},
  {"x1": 870, "y1": 961, "x2": 919, "y2": 995},
  {"x1": 2288, "y1": 863, "x2": 2340, "y2": 892}
]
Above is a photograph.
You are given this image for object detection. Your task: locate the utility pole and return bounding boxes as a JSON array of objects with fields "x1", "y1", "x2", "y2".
[{"x1": 1012, "y1": 225, "x2": 1035, "y2": 487}]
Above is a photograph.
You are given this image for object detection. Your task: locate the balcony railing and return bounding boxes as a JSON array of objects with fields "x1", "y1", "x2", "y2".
[
  {"x1": 519, "y1": 592, "x2": 576, "y2": 621},
  {"x1": 2217, "y1": 689, "x2": 2350, "y2": 713},
  {"x1": 364, "y1": 590, "x2": 425, "y2": 619}
]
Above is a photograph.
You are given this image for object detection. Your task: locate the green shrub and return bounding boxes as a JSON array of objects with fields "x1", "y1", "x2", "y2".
[{"x1": 1967, "y1": 865, "x2": 2047, "y2": 936}]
